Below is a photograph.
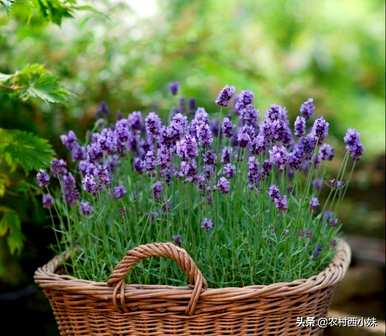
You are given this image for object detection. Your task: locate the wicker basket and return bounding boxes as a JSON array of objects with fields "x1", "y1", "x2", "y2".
[{"x1": 35, "y1": 239, "x2": 350, "y2": 336}]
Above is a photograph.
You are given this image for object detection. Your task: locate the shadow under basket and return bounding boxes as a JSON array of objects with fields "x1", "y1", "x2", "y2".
[{"x1": 34, "y1": 240, "x2": 351, "y2": 336}]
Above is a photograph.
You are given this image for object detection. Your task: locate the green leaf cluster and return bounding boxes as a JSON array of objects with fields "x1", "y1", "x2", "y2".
[
  {"x1": 0, "y1": 128, "x2": 54, "y2": 254},
  {"x1": 0, "y1": 64, "x2": 71, "y2": 104}
]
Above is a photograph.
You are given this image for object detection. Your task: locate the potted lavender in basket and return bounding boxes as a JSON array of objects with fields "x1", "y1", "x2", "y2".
[{"x1": 34, "y1": 83, "x2": 361, "y2": 335}]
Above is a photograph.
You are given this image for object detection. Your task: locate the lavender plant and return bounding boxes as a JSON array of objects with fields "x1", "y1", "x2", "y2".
[{"x1": 36, "y1": 84, "x2": 364, "y2": 287}]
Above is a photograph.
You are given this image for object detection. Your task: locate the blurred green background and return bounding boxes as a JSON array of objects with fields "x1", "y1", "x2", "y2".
[{"x1": 0, "y1": 0, "x2": 384, "y2": 335}]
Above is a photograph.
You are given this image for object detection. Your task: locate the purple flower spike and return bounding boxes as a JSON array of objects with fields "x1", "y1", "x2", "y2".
[
  {"x1": 312, "y1": 244, "x2": 322, "y2": 259},
  {"x1": 217, "y1": 177, "x2": 230, "y2": 193},
  {"x1": 240, "y1": 105, "x2": 258, "y2": 126},
  {"x1": 152, "y1": 181, "x2": 163, "y2": 201},
  {"x1": 234, "y1": 90, "x2": 254, "y2": 113},
  {"x1": 36, "y1": 169, "x2": 50, "y2": 188},
  {"x1": 196, "y1": 122, "x2": 213, "y2": 147},
  {"x1": 169, "y1": 81, "x2": 179, "y2": 96},
  {"x1": 250, "y1": 135, "x2": 266, "y2": 155},
  {"x1": 311, "y1": 117, "x2": 329, "y2": 143},
  {"x1": 269, "y1": 145, "x2": 288, "y2": 170},
  {"x1": 172, "y1": 234, "x2": 182, "y2": 246},
  {"x1": 128, "y1": 111, "x2": 144, "y2": 131},
  {"x1": 112, "y1": 185, "x2": 126, "y2": 199},
  {"x1": 188, "y1": 98, "x2": 196, "y2": 113},
  {"x1": 274, "y1": 195, "x2": 288, "y2": 212},
  {"x1": 82, "y1": 174, "x2": 98, "y2": 194},
  {"x1": 133, "y1": 158, "x2": 144, "y2": 173},
  {"x1": 42, "y1": 194, "x2": 54, "y2": 209},
  {"x1": 300, "y1": 98, "x2": 315, "y2": 120},
  {"x1": 144, "y1": 150, "x2": 156, "y2": 172},
  {"x1": 344, "y1": 128, "x2": 364, "y2": 161},
  {"x1": 215, "y1": 85, "x2": 235, "y2": 107},
  {"x1": 309, "y1": 196, "x2": 320, "y2": 210},
  {"x1": 201, "y1": 218, "x2": 214, "y2": 231},
  {"x1": 268, "y1": 185, "x2": 281, "y2": 201},
  {"x1": 80, "y1": 201, "x2": 93, "y2": 216},
  {"x1": 223, "y1": 163, "x2": 235, "y2": 179},
  {"x1": 176, "y1": 135, "x2": 198, "y2": 160},
  {"x1": 237, "y1": 126, "x2": 251, "y2": 148},
  {"x1": 222, "y1": 117, "x2": 233, "y2": 138},
  {"x1": 319, "y1": 144, "x2": 335, "y2": 161},
  {"x1": 248, "y1": 156, "x2": 260, "y2": 188},
  {"x1": 60, "y1": 130, "x2": 78, "y2": 151},
  {"x1": 203, "y1": 150, "x2": 217, "y2": 165},
  {"x1": 221, "y1": 147, "x2": 232, "y2": 164},
  {"x1": 261, "y1": 160, "x2": 272, "y2": 178},
  {"x1": 50, "y1": 159, "x2": 67, "y2": 176},
  {"x1": 294, "y1": 116, "x2": 306, "y2": 137},
  {"x1": 312, "y1": 178, "x2": 324, "y2": 191},
  {"x1": 145, "y1": 112, "x2": 162, "y2": 137},
  {"x1": 95, "y1": 101, "x2": 110, "y2": 119}
]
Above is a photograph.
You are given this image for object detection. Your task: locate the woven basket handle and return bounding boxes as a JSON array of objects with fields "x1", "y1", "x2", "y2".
[{"x1": 107, "y1": 242, "x2": 207, "y2": 315}]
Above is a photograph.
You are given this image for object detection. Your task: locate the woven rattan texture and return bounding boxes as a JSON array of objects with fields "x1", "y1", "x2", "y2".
[{"x1": 35, "y1": 240, "x2": 350, "y2": 336}]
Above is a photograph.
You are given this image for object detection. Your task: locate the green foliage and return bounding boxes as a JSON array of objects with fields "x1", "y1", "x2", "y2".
[
  {"x1": 0, "y1": 128, "x2": 54, "y2": 254},
  {"x1": 0, "y1": 64, "x2": 71, "y2": 104},
  {"x1": 0, "y1": 208, "x2": 23, "y2": 254},
  {"x1": 1, "y1": 0, "x2": 80, "y2": 25}
]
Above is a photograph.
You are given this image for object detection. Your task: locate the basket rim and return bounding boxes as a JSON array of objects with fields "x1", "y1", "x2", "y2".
[{"x1": 34, "y1": 239, "x2": 351, "y2": 304}]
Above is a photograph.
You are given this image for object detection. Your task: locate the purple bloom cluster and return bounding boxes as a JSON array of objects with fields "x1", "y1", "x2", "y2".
[
  {"x1": 234, "y1": 90, "x2": 254, "y2": 114},
  {"x1": 268, "y1": 185, "x2": 288, "y2": 212},
  {"x1": 217, "y1": 177, "x2": 230, "y2": 193},
  {"x1": 344, "y1": 128, "x2": 364, "y2": 160},
  {"x1": 169, "y1": 81, "x2": 179, "y2": 96},
  {"x1": 36, "y1": 169, "x2": 50, "y2": 188},
  {"x1": 42, "y1": 194, "x2": 54, "y2": 209},
  {"x1": 80, "y1": 201, "x2": 93, "y2": 216},
  {"x1": 215, "y1": 85, "x2": 235, "y2": 107},
  {"x1": 201, "y1": 218, "x2": 214, "y2": 231},
  {"x1": 152, "y1": 181, "x2": 163, "y2": 201},
  {"x1": 112, "y1": 185, "x2": 126, "y2": 199},
  {"x1": 36, "y1": 82, "x2": 362, "y2": 245},
  {"x1": 300, "y1": 98, "x2": 315, "y2": 120}
]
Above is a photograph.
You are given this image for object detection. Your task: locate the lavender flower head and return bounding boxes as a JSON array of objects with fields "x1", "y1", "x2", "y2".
[
  {"x1": 215, "y1": 85, "x2": 235, "y2": 107},
  {"x1": 269, "y1": 145, "x2": 288, "y2": 170},
  {"x1": 294, "y1": 116, "x2": 306, "y2": 137},
  {"x1": 240, "y1": 105, "x2": 258, "y2": 126},
  {"x1": 311, "y1": 117, "x2": 329, "y2": 143},
  {"x1": 42, "y1": 194, "x2": 54, "y2": 209},
  {"x1": 300, "y1": 98, "x2": 315, "y2": 120},
  {"x1": 196, "y1": 121, "x2": 213, "y2": 147},
  {"x1": 152, "y1": 181, "x2": 163, "y2": 201},
  {"x1": 128, "y1": 111, "x2": 143, "y2": 131},
  {"x1": 312, "y1": 244, "x2": 322, "y2": 259},
  {"x1": 223, "y1": 163, "x2": 235, "y2": 179},
  {"x1": 201, "y1": 218, "x2": 214, "y2": 231},
  {"x1": 248, "y1": 156, "x2": 260, "y2": 188},
  {"x1": 237, "y1": 126, "x2": 251, "y2": 148},
  {"x1": 80, "y1": 201, "x2": 93, "y2": 216},
  {"x1": 234, "y1": 90, "x2": 254, "y2": 113},
  {"x1": 319, "y1": 144, "x2": 335, "y2": 161},
  {"x1": 309, "y1": 196, "x2": 320, "y2": 210},
  {"x1": 312, "y1": 178, "x2": 324, "y2": 191},
  {"x1": 221, "y1": 147, "x2": 232, "y2": 164},
  {"x1": 176, "y1": 135, "x2": 198, "y2": 160},
  {"x1": 344, "y1": 128, "x2": 364, "y2": 160},
  {"x1": 217, "y1": 177, "x2": 230, "y2": 193},
  {"x1": 168, "y1": 81, "x2": 179, "y2": 96},
  {"x1": 145, "y1": 112, "x2": 162, "y2": 137},
  {"x1": 112, "y1": 185, "x2": 126, "y2": 199},
  {"x1": 36, "y1": 169, "x2": 50, "y2": 188},
  {"x1": 60, "y1": 130, "x2": 78, "y2": 151},
  {"x1": 222, "y1": 117, "x2": 233, "y2": 138},
  {"x1": 50, "y1": 159, "x2": 67, "y2": 176}
]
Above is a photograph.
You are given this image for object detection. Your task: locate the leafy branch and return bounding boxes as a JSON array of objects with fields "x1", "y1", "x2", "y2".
[
  {"x1": 0, "y1": 128, "x2": 55, "y2": 254},
  {"x1": 0, "y1": 64, "x2": 71, "y2": 104}
]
